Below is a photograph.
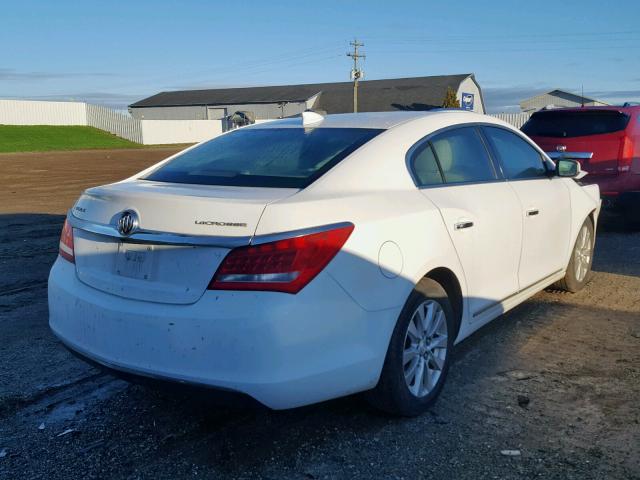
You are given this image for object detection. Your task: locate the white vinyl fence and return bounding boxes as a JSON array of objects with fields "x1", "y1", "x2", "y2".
[
  {"x1": 86, "y1": 103, "x2": 142, "y2": 143},
  {"x1": 489, "y1": 112, "x2": 532, "y2": 129},
  {"x1": 0, "y1": 99, "x2": 86, "y2": 125},
  {"x1": 0, "y1": 99, "x2": 225, "y2": 145},
  {"x1": 1, "y1": 99, "x2": 535, "y2": 142}
]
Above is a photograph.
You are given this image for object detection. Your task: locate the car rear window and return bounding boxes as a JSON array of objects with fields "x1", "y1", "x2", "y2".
[
  {"x1": 521, "y1": 110, "x2": 630, "y2": 138},
  {"x1": 144, "y1": 127, "x2": 383, "y2": 188}
]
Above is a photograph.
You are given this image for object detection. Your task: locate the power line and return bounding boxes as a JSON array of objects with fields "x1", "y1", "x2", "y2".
[
  {"x1": 362, "y1": 29, "x2": 640, "y2": 43},
  {"x1": 371, "y1": 44, "x2": 637, "y2": 55},
  {"x1": 95, "y1": 43, "x2": 344, "y2": 91}
]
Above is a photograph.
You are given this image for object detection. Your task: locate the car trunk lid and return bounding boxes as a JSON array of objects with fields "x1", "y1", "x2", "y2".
[{"x1": 70, "y1": 180, "x2": 296, "y2": 304}]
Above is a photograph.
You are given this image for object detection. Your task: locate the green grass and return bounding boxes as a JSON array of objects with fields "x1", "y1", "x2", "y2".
[{"x1": 0, "y1": 125, "x2": 142, "y2": 153}]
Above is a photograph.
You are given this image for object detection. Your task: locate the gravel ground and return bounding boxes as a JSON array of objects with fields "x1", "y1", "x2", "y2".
[{"x1": 0, "y1": 149, "x2": 639, "y2": 479}]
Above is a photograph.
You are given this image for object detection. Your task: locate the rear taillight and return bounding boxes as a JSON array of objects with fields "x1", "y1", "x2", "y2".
[
  {"x1": 59, "y1": 219, "x2": 75, "y2": 263},
  {"x1": 209, "y1": 224, "x2": 354, "y2": 294},
  {"x1": 619, "y1": 135, "x2": 634, "y2": 173}
]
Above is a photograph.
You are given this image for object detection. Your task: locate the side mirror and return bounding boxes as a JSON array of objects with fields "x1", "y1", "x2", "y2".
[{"x1": 556, "y1": 159, "x2": 581, "y2": 178}]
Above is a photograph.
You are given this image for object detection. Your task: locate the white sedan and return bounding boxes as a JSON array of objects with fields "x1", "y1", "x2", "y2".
[{"x1": 49, "y1": 110, "x2": 600, "y2": 415}]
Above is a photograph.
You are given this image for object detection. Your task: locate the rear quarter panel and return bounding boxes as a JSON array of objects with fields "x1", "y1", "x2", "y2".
[{"x1": 256, "y1": 189, "x2": 469, "y2": 326}]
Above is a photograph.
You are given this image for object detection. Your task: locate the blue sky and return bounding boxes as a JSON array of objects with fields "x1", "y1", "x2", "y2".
[{"x1": 1, "y1": 0, "x2": 639, "y2": 112}]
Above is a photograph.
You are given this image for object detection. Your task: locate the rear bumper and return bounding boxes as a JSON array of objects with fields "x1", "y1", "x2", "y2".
[{"x1": 48, "y1": 258, "x2": 399, "y2": 409}]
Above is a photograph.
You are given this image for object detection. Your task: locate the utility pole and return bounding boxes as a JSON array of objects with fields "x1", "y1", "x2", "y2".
[{"x1": 347, "y1": 39, "x2": 365, "y2": 113}]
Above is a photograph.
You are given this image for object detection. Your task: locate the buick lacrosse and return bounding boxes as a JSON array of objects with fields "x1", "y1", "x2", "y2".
[{"x1": 49, "y1": 110, "x2": 600, "y2": 415}]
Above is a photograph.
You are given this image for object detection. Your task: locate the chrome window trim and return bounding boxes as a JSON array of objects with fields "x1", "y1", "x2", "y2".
[
  {"x1": 417, "y1": 178, "x2": 507, "y2": 190},
  {"x1": 67, "y1": 212, "x2": 352, "y2": 248}
]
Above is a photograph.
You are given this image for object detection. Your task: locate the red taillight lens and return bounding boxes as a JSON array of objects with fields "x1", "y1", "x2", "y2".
[
  {"x1": 59, "y1": 219, "x2": 75, "y2": 263},
  {"x1": 619, "y1": 135, "x2": 634, "y2": 173},
  {"x1": 209, "y1": 224, "x2": 354, "y2": 294}
]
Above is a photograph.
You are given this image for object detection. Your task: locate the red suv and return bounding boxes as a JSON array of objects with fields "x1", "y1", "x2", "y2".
[{"x1": 522, "y1": 105, "x2": 640, "y2": 226}]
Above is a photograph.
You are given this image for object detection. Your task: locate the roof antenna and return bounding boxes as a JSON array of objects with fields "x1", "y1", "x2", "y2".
[{"x1": 581, "y1": 84, "x2": 585, "y2": 107}]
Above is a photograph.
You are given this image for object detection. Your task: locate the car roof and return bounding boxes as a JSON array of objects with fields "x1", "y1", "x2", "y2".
[
  {"x1": 532, "y1": 105, "x2": 640, "y2": 114},
  {"x1": 246, "y1": 110, "x2": 488, "y2": 130}
]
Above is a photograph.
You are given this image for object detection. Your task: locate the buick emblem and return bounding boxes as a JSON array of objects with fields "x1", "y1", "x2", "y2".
[
  {"x1": 117, "y1": 211, "x2": 139, "y2": 236},
  {"x1": 556, "y1": 145, "x2": 567, "y2": 152}
]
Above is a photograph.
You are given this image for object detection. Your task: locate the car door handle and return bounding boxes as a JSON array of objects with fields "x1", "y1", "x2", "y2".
[
  {"x1": 526, "y1": 208, "x2": 540, "y2": 217},
  {"x1": 454, "y1": 221, "x2": 474, "y2": 230}
]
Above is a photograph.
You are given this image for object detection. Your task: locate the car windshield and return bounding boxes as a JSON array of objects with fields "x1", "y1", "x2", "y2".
[
  {"x1": 144, "y1": 127, "x2": 383, "y2": 188},
  {"x1": 521, "y1": 110, "x2": 630, "y2": 138}
]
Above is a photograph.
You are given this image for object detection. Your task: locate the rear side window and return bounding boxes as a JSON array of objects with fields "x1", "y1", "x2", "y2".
[
  {"x1": 483, "y1": 127, "x2": 547, "y2": 179},
  {"x1": 411, "y1": 143, "x2": 444, "y2": 186},
  {"x1": 145, "y1": 127, "x2": 383, "y2": 189},
  {"x1": 522, "y1": 110, "x2": 630, "y2": 138},
  {"x1": 430, "y1": 127, "x2": 497, "y2": 183}
]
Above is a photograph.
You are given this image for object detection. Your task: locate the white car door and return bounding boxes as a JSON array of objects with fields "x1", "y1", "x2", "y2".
[
  {"x1": 481, "y1": 126, "x2": 572, "y2": 289},
  {"x1": 410, "y1": 126, "x2": 522, "y2": 318}
]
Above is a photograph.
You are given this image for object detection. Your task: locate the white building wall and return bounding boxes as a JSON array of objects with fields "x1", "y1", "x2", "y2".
[
  {"x1": 130, "y1": 101, "x2": 310, "y2": 121},
  {"x1": 0, "y1": 99, "x2": 87, "y2": 125},
  {"x1": 130, "y1": 105, "x2": 208, "y2": 120},
  {"x1": 140, "y1": 120, "x2": 223, "y2": 145},
  {"x1": 520, "y1": 92, "x2": 608, "y2": 112}
]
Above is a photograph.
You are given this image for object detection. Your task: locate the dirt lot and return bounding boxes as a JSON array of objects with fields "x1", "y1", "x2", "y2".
[
  {"x1": 0, "y1": 147, "x2": 182, "y2": 214},
  {"x1": 0, "y1": 149, "x2": 639, "y2": 479}
]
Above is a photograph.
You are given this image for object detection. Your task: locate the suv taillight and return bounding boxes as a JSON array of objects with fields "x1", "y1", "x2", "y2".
[
  {"x1": 59, "y1": 219, "x2": 75, "y2": 263},
  {"x1": 208, "y1": 224, "x2": 354, "y2": 294},
  {"x1": 619, "y1": 135, "x2": 634, "y2": 173}
]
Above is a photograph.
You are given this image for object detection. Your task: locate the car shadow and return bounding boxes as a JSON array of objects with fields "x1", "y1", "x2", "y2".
[{"x1": 592, "y1": 212, "x2": 640, "y2": 278}]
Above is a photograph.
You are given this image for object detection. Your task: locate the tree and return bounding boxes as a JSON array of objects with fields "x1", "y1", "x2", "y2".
[{"x1": 442, "y1": 87, "x2": 460, "y2": 108}]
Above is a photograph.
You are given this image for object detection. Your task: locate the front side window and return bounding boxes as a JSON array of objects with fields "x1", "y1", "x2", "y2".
[
  {"x1": 429, "y1": 127, "x2": 497, "y2": 183},
  {"x1": 145, "y1": 127, "x2": 383, "y2": 189},
  {"x1": 483, "y1": 127, "x2": 547, "y2": 179}
]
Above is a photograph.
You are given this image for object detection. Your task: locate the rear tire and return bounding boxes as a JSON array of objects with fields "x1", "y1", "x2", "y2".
[
  {"x1": 365, "y1": 278, "x2": 455, "y2": 416},
  {"x1": 553, "y1": 217, "x2": 594, "y2": 293}
]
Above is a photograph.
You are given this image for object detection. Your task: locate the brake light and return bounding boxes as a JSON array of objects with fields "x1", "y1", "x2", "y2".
[
  {"x1": 209, "y1": 224, "x2": 354, "y2": 294},
  {"x1": 59, "y1": 219, "x2": 75, "y2": 263},
  {"x1": 619, "y1": 135, "x2": 634, "y2": 173}
]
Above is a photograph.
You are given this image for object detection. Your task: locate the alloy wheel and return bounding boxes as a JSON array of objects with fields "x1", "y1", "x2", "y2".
[
  {"x1": 574, "y1": 224, "x2": 592, "y2": 282},
  {"x1": 402, "y1": 300, "x2": 448, "y2": 398}
]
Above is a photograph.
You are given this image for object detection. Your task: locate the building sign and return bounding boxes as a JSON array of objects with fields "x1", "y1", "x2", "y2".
[{"x1": 461, "y1": 92, "x2": 474, "y2": 111}]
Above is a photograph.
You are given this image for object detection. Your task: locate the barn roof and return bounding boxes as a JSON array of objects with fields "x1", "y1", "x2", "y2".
[
  {"x1": 129, "y1": 74, "x2": 479, "y2": 113},
  {"x1": 521, "y1": 89, "x2": 605, "y2": 106}
]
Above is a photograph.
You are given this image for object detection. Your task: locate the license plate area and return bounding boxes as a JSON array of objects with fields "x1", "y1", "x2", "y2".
[{"x1": 115, "y1": 242, "x2": 154, "y2": 280}]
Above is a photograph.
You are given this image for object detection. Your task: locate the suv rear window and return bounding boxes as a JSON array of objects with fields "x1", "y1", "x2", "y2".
[
  {"x1": 145, "y1": 127, "x2": 383, "y2": 188},
  {"x1": 521, "y1": 110, "x2": 630, "y2": 138}
]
